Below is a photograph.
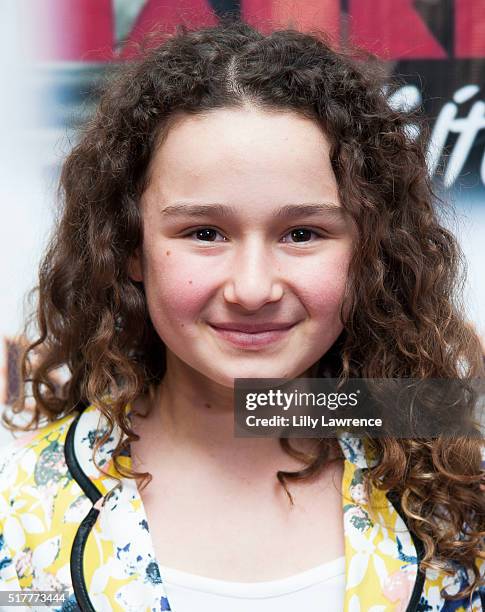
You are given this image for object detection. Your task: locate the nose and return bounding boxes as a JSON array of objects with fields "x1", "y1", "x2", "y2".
[{"x1": 223, "y1": 237, "x2": 284, "y2": 310}]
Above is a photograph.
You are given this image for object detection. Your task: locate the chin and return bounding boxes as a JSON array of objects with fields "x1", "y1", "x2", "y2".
[{"x1": 210, "y1": 365, "x2": 298, "y2": 387}]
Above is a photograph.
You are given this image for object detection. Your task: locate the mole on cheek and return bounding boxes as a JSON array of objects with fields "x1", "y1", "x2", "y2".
[
  {"x1": 188, "y1": 280, "x2": 193, "y2": 284},
  {"x1": 166, "y1": 250, "x2": 171, "y2": 255}
]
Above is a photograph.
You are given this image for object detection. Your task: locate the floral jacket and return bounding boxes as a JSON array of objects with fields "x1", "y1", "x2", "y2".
[{"x1": 0, "y1": 402, "x2": 483, "y2": 612}]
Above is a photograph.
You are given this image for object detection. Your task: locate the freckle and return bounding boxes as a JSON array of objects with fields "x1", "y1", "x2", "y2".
[
  {"x1": 204, "y1": 403, "x2": 211, "y2": 409},
  {"x1": 166, "y1": 250, "x2": 171, "y2": 255},
  {"x1": 181, "y1": 323, "x2": 184, "y2": 327},
  {"x1": 188, "y1": 280, "x2": 193, "y2": 284}
]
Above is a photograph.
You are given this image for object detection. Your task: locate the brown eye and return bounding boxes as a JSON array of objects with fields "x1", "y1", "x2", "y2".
[
  {"x1": 195, "y1": 228, "x2": 218, "y2": 241},
  {"x1": 290, "y1": 229, "x2": 312, "y2": 242},
  {"x1": 282, "y1": 228, "x2": 323, "y2": 244},
  {"x1": 184, "y1": 227, "x2": 227, "y2": 242}
]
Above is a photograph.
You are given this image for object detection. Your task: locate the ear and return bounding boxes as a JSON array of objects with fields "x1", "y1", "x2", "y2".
[{"x1": 127, "y1": 249, "x2": 144, "y2": 282}]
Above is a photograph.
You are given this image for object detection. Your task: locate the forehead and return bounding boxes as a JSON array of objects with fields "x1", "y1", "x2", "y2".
[{"x1": 143, "y1": 107, "x2": 340, "y2": 209}]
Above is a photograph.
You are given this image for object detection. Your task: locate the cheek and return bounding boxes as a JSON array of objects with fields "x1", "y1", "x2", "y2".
[
  {"x1": 142, "y1": 250, "x2": 212, "y2": 331},
  {"x1": 295, "y1": 249, "x2": 351, "y2": 317}
]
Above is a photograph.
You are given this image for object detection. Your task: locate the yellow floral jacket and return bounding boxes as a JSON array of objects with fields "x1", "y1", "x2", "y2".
[{"x1": 0, "y1": 402, "x2": 483, "y2": 611}]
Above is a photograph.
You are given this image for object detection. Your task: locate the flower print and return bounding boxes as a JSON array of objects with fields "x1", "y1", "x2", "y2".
[
  {"x1": 0, "y1": 478, "x2": 50, "y2": 557},
  {"x1": 88, "y1": 470, "x2": 172, "y2": 609},
  {"x1": 422, "y1": 587, "x2": 440, "y2": 610},
  {"x1": 345, "y1": 511, "x2": 418, "y2": 595},
  {"x1": 350, "y1": 467, "x2": 365, "y2": 487},
  {"x1": 146, "y1": 560, "x2": 162, "y2": 585},
  {"x1": 373, "y1": 509, "x2": 417, "y2": 566},
  {"x1": 348, "y1": 466, "x2": 371, "y2": 505},
  {"x1": 344, "y1": 504, "x2": 373, "y2": 533},
  {"x1": 88, "y1": 556, "x2": 158, "y2": 612},
  {"x1": 19, "y1": 481, "x2": 58, "y2": 532},
  {"x1": 350, "y1": 482, "x2": 368, "y2": 505},
  {"x1": 32, "y1": 568, "x2": 64, "y2": 591},
  {"x1": 436, "y1": 565, "x2": 481, "y2": 610},
  {"x1": 382, "y1": 566, "x2": 416, "y2": 612},
  {"x1": 338, "y1": 433, "x2": 380, "y2": 469},
  {"x1": 346, "y1": 520, "x2": 380, "y2": 589},
  {"x1": 0, "y1": 534, "x2": 13, "y2": 574},
  {"x1": 84, "y1": 429, "x2": 103, "y2": 450},
  {"x1": 19, "y1": 448, "x2": 38, "y2": 480},
  {"x1": 82, "y1": 428, "x2": 115, "y2": 469},
  {"x1": 31, "y1": 536, "x2": 60, "y2": 572},
  {"x1": 2, "y1": 515, "x2": 26, "y2": 551},
  {"x1": 348, "y1": 593, "x2": 361, "y2": 612},
  {"x1": 90, "y1": 557, "x2": 128, "y2": 601},
  {"x1": 63, "y1": 494, "x2": 91, "y2": 523},
  {"x1": 34, "y1": 441, "x2": 67, "y2": 486},
  {"x1": 160, "y1": 595, "x2": 171, "y2": 611},
  {"x1": 344, "y1": 498, "x2": 426, "y2": 612},
  {"x1": 115, "y1": 572, "x2": 173, "y2": 612},
  {"x1": 15, "y1": 548, "x2": 33, "y2": 579},
  {"x1": 395, "y1": 535, "x2": 418, "y2": 564},
  {"x1": 89, "y1": 591, "x2": 112, "y2": 612},
  {"x1": 339, "y1": 434, "x2": 367, "y2": 467},
  {"x1": 75, "y1": 409, "x2": 121, "y2": 478},
  {"x1": 55, "y1": 563, "x2": 71, "y2": 586}
]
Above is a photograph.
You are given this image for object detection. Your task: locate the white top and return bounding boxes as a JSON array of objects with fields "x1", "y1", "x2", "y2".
[{"x1": 158, "y1": 555, "x2": 346, "y2": 612}]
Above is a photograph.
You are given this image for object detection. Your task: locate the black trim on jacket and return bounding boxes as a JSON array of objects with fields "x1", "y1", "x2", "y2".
[{"x1": 64, "y1": 405, "x2": 102, "y2": 612}]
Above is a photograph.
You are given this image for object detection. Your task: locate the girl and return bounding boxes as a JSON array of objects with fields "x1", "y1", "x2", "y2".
[{"x1": 0, "y1": 18, "x2": 484, "y2": 612}]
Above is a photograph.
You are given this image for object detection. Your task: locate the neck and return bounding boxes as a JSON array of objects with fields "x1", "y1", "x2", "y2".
[{"x1": 131, "y1": 354, "x2": 331, "y2": 470}]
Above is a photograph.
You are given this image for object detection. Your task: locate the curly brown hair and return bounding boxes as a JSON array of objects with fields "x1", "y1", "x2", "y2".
[{"x1": 4, "y1": 18, "x2": 484, "y2": 599}]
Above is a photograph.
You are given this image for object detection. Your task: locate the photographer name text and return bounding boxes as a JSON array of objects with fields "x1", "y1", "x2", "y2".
[{"x1": 245, "y1": 415, "x2": 383, "y2": 428}]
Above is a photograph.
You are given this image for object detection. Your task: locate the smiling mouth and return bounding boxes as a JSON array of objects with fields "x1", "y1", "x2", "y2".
[{"x1": 208, "y1": 323, "x2": 298, "y2": 349}]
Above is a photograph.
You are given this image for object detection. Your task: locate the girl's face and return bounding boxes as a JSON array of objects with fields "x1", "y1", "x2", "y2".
[{"x1": 131, "y1": 107, "x2": 355, "y2": 387}]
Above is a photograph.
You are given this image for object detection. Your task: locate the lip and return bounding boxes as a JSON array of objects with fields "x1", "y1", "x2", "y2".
[
  {"x1": 209, "y1": 322, "x2": 297, "y2": 333},
  {"x1": 208, "y1": 322, "x2": 298, "y2": 348}
]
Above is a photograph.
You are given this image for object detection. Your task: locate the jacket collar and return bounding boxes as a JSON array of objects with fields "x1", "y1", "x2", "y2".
[
  {"x1": 67, "y1": 402, "x2": 425, "y2": 612},
  {"x1": 72, "y1": 402, "x2": 378, "y2": 480}
]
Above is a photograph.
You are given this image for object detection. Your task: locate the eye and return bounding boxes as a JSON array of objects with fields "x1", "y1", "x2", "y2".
[
  {"x1": 184, "y1": 227, "x2": 227, "y2": 242},
  {"x1": 282, "y1": 228, "x2": 324, "y2": 244},
  {"x1": 182, "y1": 226, "x2": 326, "y2": 244}
]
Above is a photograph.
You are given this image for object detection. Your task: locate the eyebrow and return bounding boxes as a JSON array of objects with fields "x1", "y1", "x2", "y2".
[{"x1": 160, "y1": 202, "x2": 345, "y2": 220}]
